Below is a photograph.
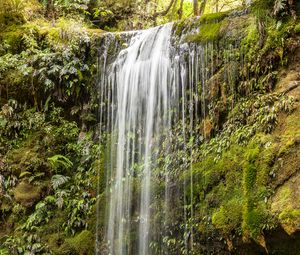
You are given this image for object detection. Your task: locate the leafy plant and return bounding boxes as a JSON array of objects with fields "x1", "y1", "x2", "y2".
[
  {"x1": 48, "y1": 154, "x2": 73, "y2": 172},
  {"x1": 22, "y1": 196, "x2": 56, "y2": 231},
  {"x1": 2, "y1": 234, "x2": 51, "y2": 255},
  {"x1": 51, "y1": 174, "x2": 70, "y2": 189},
  {"x1": 0, "y1": 0, "x2": 25, "y2": 26}
]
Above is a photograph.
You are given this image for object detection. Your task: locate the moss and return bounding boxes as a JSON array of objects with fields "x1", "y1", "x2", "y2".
[
  {"x1": 295, "y1": 22, "x2": 300, "y2": 34},
  {"x1": 173, "y1": 20, "x2": 185, "y2": 36},
  {"x1": 212, "y1": 197, "x2": 243, "y2": 235},
  {"x1": 13, "y1": 181, "x2": 42, "y2": 207},
  {"x1": 0, "y1": 17, "x2": 91, "y2": 54},
  {"x1": 279, "y1": 209, "x2": 300, "y2": 226},
  {"x1": 47, "y1": 233, "x2": 66, "y2": 255},
  {"x1": 0, "y1": 9, "x2": 25, "y2": 29},
  {"x1": 56, "y1": 242, "x2": 76, "y2": 255},
  {"x1": 0, "y1": 24, "x2": 25, "y2": 52},
  {"x1": 63, "y1": 230, "x2": 95, "y2": 255},
  {"x1": 242, "y1": 204, "x2": 269, "y2": 238},
  {"x1": 198, "y1": 11, "x2": 229, "y2": 23},
  {"x1": 194, "y1": 134, "x2": 280, "y2": 240},
  {"x1": 270, "y1": 167, "x2": 300, "y2": 234},
  {"x1": 0, "y1": 197, "x2": 13, "y2": 212},
  {"x1": 42, "y1": 210, "x2": 68, "y2": 235},
  {"x1": 188, "y1": 156, "x2": 222, "y2": 194},
  {"x1": 243, "y1": 163, "x2": 256, "y2": 195},
  {"x1": 6, "y1": 135, "x2": 50, "y2": 177},
  {"x1": 176, "y1": 11, "x2": 230, "y2": 43},
  {"x1": 284, "y1": 109, "x2": 300, "y2": 141},
  {"x1": 186, "y1": 21, "x2": 225, "y2": 43}
]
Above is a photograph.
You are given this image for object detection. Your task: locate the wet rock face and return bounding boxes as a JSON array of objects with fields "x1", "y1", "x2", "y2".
[
  {"x1": 263, "y1": 227, "x2": 300, "y2": 255},
  {"x1": 271, "y1": 158, "x2": 300, "y2": 235}
]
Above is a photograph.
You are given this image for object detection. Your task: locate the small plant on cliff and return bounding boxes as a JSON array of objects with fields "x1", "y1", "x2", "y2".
[
  {"x1": 51, "y1": 174, "x2": 70, "y2": 189},
  {"x1": 48, "y1": 154, "x2": 73, "y2": 173}
]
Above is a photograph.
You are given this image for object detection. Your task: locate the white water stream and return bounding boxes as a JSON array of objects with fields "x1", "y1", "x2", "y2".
[{"x1": 96, "y1": 22, "x2": 227, "y2": 254}]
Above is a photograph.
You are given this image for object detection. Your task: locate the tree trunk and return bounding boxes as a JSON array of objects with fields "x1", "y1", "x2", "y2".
[
  {"x1": 199, "y1": 0, "x2": 206, "y2": 16},
  {"x1": 153, "y1": 0, "x2": 176, "y2": 18},
  {"x1": 46, "y1": 0, "x2": 55, "y2": 18},
  {"x1": 177, "y1": 0, "x2": 184, "y2": 19},
  {"x1": 193, "y1": 0, "x2": 199, "y2": 16}
]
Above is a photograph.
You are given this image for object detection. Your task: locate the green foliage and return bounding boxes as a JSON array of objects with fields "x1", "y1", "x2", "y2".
[
  {"x1": 0, "y1": 20, "x2": 95, "y2": 108},
  {"x1": 251, "y1": 0, "x2": 274, "y2": 19},
  {"x1": 273, "y1": 0, "x2": 287, "y2": 16},
  {"x1": 51, "y1": 174, "x2": 70, "y2": 189},
  {"x1": 52, "y1": 0, "x2": 90, "y2": 14},
  {"x1": 1, "y1": 1, "x2": 299, "y2": 253},
  {"x1": 0, "y1": 0, "x2": 25, "y2": 27},
  {"x1": 295, "y1": 22, "x2": 300, "y2": 33},
  {"x1": 200, "y1": 92, "x2": 294, "y2": 162},
  {"x1": 22, "y1": 196, "x2": 56, "y2": 231},
  {"x1": 63, "y1": 230, "x2": 94, "y2": 254},
  {"x1": 183, "y1": 12, "x2": 229, "y2": 43},
  {"x1": 243, "y1": 147, "x2": 259, "y2": 195},
  {"x1": 48, "y1": 155, "x2": 73, "y2": 173},
  {"x1": 212, "y1": 197, "x2": 243, "y2": 235},
  {"x1": 2, "y1": 233, "x2": 51, "y2": 255}
]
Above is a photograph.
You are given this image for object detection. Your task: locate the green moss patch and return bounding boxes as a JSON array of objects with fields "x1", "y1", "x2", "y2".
[
  {"x1": 271, "y1": 171, "x2": 300, "y2": 234},
  {"x1": 198, "y1": 11, "x2": 229, "y2": 23},
  {"x1": 46, "y1": 230, "x2": 95, "y2": 254},
  {"x1": 13, "y1": 181, "x2": 42, "y2": 207},
  {"x1": 64, "y1": 230, "x2": 94, "y2": 255},
  {"x1": 186, "y1": 21, "x2": 225, "y2": 43},
  {"x1": 212, "y1": 197, "x2": 243, "y2": 235}
]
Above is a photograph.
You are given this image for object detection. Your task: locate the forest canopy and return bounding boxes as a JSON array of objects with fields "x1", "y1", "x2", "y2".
[{"x1": 0, "y1": 0, "x2": 250, "y2": 30}]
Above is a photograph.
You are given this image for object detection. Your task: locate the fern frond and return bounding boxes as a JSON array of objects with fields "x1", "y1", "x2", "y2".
[{"x1": 51, "y1": 174, "x2": 70, "y2": 189}]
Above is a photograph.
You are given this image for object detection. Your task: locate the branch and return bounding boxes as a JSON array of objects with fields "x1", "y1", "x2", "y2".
[
  {"x1": 153, "y1": 0, "x2": 177, "y2": 18},
  {"x1": 177, "y1": 0, "x2": 184, "y2": 19}
]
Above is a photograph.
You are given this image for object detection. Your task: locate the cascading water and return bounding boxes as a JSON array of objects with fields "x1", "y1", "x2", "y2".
[
  {"x1": 96, "y1": 18, "x2": 243, "y2": 255},
  {"x1": 99, "y1": 24, "x2": 177, "y2": 255}
]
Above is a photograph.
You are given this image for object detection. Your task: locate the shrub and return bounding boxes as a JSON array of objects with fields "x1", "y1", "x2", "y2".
[{"x1": 0, "y1": 0, "x2": 25, "y2": 26}]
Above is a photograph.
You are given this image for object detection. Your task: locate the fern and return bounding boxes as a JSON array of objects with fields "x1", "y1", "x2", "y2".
[
  {"x1": 28, "y1": 172, "x2": 45, "y2": 184},
  {"x1": 55, "y1": 190, "x2": 68, "y2": 209},
  {"x1": 273, "y1": 0, "x2": 287, "y2": 16},
  {"x1": 48, "y1": 154, "x2": 73, "y2": 172},
  {"x1": 51, "y1": 174, "x2": 70, "y2": 190}
]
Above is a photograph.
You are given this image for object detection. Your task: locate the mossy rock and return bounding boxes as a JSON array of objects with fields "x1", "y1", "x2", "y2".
[
  {"x1": 212, "y1": 197, "x2": 243, "y2": 235},
  {"x1": 271, "y1": 172, "x2": 300, "y2": 234},
  {"x1": 13, "y1": 181, "x2": 42, "y2": 207},
  {"x1": 198, "y1": 12, "x2": 229, "y2": 23},
  {"x1": 47, "y1": 233, "x2": 67, "y2": 255},
  {"x1": 62, "y1": 230, "x2": 95, "y2": 255},
  {"x1": 186, "y1": 21, "x2": 225, "y2": 43}
]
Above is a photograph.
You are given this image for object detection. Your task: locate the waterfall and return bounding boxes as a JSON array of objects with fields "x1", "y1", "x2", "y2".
[
  {"x1": 99, "y1": 24, "x2": 177, "y2": 255},
  {"x1": 96, "y1": 20, "x2": 242, "y2": 255}
]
